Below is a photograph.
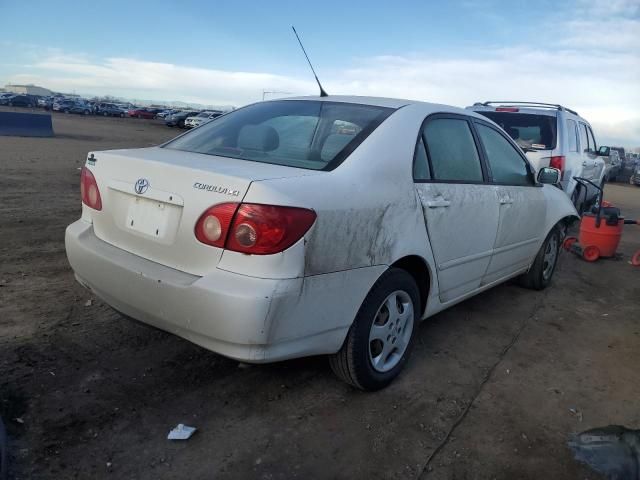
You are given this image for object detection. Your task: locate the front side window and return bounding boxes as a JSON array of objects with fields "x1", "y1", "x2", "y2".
[
  {"x1": 164, "y1": 100, "x2": 393, "y2": 170},
  {"x1": 423, "y1": 118, "x2": 483, "y2": 182},
  {"x1": 567, "y1": 119, "x2": 579, "y2": 152},
  {"x1": 476, "y1": 123, "x2": 532, "y2": 185}
]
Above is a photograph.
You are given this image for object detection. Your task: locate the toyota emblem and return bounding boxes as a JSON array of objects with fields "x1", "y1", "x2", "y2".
[{"x1": 134, "y1": 178, "x2": 150, "y2": 194}]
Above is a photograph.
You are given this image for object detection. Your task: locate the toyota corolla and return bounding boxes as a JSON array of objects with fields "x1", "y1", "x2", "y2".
[{"x1": 65, "y1": 96, "x2": 577, "y2": 390}]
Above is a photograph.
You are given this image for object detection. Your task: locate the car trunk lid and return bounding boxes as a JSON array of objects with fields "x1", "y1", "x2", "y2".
[{"x1": 86, "y1": 147, "x2": 315, "y2": 276}]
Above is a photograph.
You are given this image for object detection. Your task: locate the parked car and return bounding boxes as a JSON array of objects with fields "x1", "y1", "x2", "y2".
[
  {"x1": 184, "y1": 111, "x2": 222, "y2": 128},
  {"x1": 467, "y1": 102, "x2": 605, "y2": 213},
  {"x1": 65, "y1": 96, "x2": 578, "y2": 390},
  {"x1": 165, "y1": 110, "x2": 200, "y2": 128},
  {"x1": 597, "y1": 146, "x2": 623, "y2": 181},
  {"x1": 630, "y1": 164, "x2": 640, "y2": 186},
  {"x1": 53, "y1": 99, "x2": 78, "y2": 113},
  {"x1": 128, "y1": 108, "x2": 157, "y2": 119},
  {"x1": 6, "y1": 94, "x2": 36, "y2": 107},
  {"x1": 156, "y1": 109, "x2": 179, "y2": 119},
  {"x1": 68, "y1": 102, "x2": 93, "y2": 115},
  {"x1": 0, "y1": 93, "x2": 13, "y2": 105},
  {"x1": 98, "y1": 104, "x2": 126, "y2": 117}
]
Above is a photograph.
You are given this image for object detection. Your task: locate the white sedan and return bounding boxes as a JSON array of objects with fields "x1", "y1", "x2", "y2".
[
  {"x1": 184, "y1": 111, "x2": 223, "y2": 128},
  {"x1": 65, "y1": 96, "x2": 578, "y2": 390}
]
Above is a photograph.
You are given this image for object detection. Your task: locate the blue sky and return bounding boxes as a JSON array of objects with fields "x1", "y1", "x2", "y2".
[{"x1": 1, "y1": 0, "x2": 639, "y2": 146}]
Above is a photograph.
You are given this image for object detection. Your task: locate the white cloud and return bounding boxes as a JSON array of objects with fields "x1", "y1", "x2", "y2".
[{"x1": 4, "y1": 1, "x2": 639, "y2": 146}]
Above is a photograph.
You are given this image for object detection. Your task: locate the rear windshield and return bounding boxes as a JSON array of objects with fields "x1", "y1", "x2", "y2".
[
  {"x1": 476, "y1": 111, "x2": 557, "y2": 150},
  {"x1": 164, "y1": 100, "x2": 394, "y2": 170}
]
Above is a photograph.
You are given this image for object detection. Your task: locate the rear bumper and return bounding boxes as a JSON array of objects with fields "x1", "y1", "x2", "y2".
[{"x1": 65, "y1": 220, "x2": 347, "y2": 362}]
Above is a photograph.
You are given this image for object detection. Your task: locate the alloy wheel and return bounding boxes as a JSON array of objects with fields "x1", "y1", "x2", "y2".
[{"x1": 368, "y1": 290, "x2": 414, "y2": 373}]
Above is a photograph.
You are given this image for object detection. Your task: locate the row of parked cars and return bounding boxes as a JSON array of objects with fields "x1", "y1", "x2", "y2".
[{"x1": 0, "y1": 92, "x2": 227, "y2": 129}]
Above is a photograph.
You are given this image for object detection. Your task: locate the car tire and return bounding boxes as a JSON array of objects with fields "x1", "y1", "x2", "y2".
[
  {"x1": 329, "y1": 268, "x2": 420, "y2": 391},
  {"x1": 119, "y1": 113, "x2": 124, "y2": 118},
  {"x1": 518, "y1": 226, "x2": 561, "y2": 291},
  {"x1": 103, "y1": 112, "x2": 108, "y2": 116},
  {"x1": 83, "y1": 110, "x2": 89, "y2": 115},
  {"x1": 64, "y1": 109, "x2": 69, "y2": 114},
  {"x1": 178, "y1": 120, "x2": 185, "y2": 128}
]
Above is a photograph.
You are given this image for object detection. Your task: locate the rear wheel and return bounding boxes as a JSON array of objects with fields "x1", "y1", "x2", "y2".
[
  {"x1": 329, "y1": 268, "x2": 419, "y2": 391},
  {"x1": 518, "y1": 226, "x2": 561, "y2": 290},
  {"x1": 119, "y1": 113, "x2": 124, "y2": 118}
]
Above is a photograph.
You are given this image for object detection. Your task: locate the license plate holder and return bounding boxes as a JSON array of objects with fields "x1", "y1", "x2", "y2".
[{"x1": 126, "y1": 197, "x2": 170, "y2": 238}]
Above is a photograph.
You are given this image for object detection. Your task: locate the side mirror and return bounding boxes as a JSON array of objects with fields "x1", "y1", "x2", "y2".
[{"x1": 538, "y1": 167, "x2": 561, "y2": 185}]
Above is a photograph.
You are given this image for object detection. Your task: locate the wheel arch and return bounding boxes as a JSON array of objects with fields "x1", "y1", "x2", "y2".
[{"x1": 390, "y1": 255, "x2": 431, "y2": 318}]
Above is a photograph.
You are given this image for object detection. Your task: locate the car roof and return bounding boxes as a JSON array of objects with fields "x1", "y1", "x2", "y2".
[{"x1": 273, "y1": 95, "x2": 486, "y2": 119}]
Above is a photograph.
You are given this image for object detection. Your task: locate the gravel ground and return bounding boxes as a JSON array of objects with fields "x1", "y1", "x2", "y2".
[{"x1": 1, "y1": 108, "x2": 639, "y2": 479}]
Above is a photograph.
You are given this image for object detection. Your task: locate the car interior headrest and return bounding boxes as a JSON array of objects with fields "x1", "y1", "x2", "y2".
[
  {"x1": 237, "y1": 125, "x2": 279, "y2": 152},
  {"x1": 321, "y1": 134, "x2": 353, "y2": 162}
]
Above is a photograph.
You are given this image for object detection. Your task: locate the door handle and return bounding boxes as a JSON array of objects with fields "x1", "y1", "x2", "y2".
[
  {"x1": 426, "y1": 199, "x2": 451, "y2": 208},
  {"x1": 500, "y1": 197, "x2": 513, "y2": 205},
  {"x1": 582, "y1": 161, "x2": 588, "y2": 167}
]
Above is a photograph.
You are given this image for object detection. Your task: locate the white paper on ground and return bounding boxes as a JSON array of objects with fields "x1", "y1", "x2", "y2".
[{"x1": 167, "y1": 423, "x2": 197, "y2": 440}]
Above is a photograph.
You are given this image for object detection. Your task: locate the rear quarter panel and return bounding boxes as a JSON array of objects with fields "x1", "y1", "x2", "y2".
[{"x1": 241, "y1": 104, "x2": 438, "y2": 279}]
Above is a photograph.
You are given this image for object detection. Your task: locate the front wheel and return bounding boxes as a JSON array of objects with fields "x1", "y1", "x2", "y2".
[
  {"x1": 329, "y1": 268, "x2": 419, "y2": 391},
  {"x1": 518, "y1": 226, "x2": 561, "y2": 290}
]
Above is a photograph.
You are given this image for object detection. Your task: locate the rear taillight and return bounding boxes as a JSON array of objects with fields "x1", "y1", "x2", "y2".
[
  {"x1": 80, "y1": 166, "x2": 102, "y2": 211},
  {"x1": 496, "y1": 107, "x2": 519, "y2": 112},
  {"x1": 549, "y1": 156, "x2": 565, "y2": 179},
  {"x1": 194, "y1": 203, "x2": 238, "y2": 248},
  {"x1": 195, "y1": 203, "x2": 317, "y2": 255}
]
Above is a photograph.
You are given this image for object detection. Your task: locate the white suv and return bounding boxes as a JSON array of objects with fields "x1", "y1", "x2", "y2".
[{"x1": 467, "y1": 102, "x2": 605, "y2": 211}]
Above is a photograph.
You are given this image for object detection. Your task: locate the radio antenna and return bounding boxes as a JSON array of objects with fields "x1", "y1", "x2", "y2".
[{"x1": 291, "y1": 26, "x2": 328, "y2": 97}]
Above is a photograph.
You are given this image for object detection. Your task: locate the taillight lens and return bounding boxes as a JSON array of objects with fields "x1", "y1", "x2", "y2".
[
  {"x1": 549, "y1": 156, "x2": 565, "y2": 179},
  {"x1": 80, "y1": 166, "x2": 102, "y2": 211},
  {"x1": 194, "y1": 203, "x2": 238, "y2": 248},
  {"x1": 195, "y1": 203, "x2": 317, "y2": 255}
]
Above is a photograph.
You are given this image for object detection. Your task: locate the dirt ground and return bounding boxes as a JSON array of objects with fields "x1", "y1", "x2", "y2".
[{"x1": 1, "y1": 108, "x2": 639, "y2": 480}]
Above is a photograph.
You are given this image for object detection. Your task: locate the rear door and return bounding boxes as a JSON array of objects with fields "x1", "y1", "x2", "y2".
[
  {"x1": 472, "y1": 119, "x2": 546, "y2": 282},
  {"x1": 578, "y1": 122, "x2": 599, "y2": 181},
  {"x1": 413, "y1": 114, "x2": 500, "y2": 303}
]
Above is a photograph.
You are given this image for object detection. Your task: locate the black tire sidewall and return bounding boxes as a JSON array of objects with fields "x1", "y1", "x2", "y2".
[
  {"x1": 535, "y1": 227, "x2": 561, "y2": 289},
  {"x1": 347, "y1": 269, "x2": 420, "y2": 390}
]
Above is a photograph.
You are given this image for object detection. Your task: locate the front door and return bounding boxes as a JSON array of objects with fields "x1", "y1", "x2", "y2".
[
  {"x1": 412, "y1": 114, "x2": 500, "y2": 303},
  {"x1": 472, "y1": 120, "x2": 546, "y2": 283}
]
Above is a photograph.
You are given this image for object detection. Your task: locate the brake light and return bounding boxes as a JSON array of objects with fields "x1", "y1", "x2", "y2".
[
  {"x1": 80, "y1": 166, "x2": 102, "y2": 211},
  {"x1": 549, "y1": 156, "x2": 565, "y2": 179},
  {"x1": 496, "y1": 107, "x2": 519, "y2": 112},
  {"x1": 194, "y1": 203, "x2": 238, "y2": 248},
  {"x1": 195, "y1": 203, "x2": 317, "y2": 254}
]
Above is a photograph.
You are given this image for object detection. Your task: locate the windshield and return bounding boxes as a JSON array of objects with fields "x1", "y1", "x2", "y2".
[
  {"x1": 477, "y1": 111, "x2": 557, "y2": 150},
  {"x1": 164, "y1": 100, "x2": 394, "y2": 170}
]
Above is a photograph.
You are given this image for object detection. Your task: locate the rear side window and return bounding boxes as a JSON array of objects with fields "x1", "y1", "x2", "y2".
[
  {"x1": 476, "y1": 111, "x2": 557, "y2": 150},
  {"x1": 164, "y1": 100, "x2": 393, "y2": 171},
  {"x1": 566, "y1": 119, "x2": 578, "y2": 152},
  {"x1": 423, "y1": 118, "x2": 483, "y2": 182},
  {"x1": 476, "y1": 123, "x2": 532, "y2": 186},
  {"x1": 413, "y1": 137, "x2": 431, "y2": 181},
  {"x1": 579, "y1": 123, "x2": 589, "y2": 152},
  {"x1": 587, "y1": 126, "x2": 597, "y2": 151}
]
